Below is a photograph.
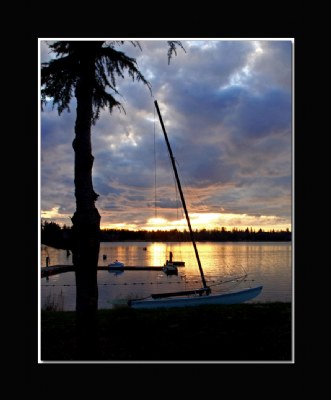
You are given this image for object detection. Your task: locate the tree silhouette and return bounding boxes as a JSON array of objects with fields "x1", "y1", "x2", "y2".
[{"x1": 41, "y1": 40, "x2": 184, "y2": 358}]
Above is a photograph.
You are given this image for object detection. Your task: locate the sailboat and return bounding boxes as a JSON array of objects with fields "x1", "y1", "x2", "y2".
[
  {"x1": 162, "y1": 251, "x2": 179, "y2": 275},
  {"x1": 129, "y1": 100, "x2": 263, "y2": 309}
]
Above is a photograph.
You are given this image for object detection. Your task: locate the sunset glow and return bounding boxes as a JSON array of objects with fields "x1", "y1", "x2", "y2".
[
  {"x1": 102, "y1": 212, "x2": 291, "y2": 232},
  {"x1": 40, "y1": 39, "x2": 293, "y2": 233}
]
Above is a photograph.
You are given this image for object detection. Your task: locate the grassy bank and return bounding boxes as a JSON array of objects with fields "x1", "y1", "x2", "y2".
[{"x1": 41, "y1": 302, "x2": 292, "y2": 362}]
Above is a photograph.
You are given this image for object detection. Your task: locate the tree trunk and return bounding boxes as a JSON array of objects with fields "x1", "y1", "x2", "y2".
[{"x1": 71, "y1": 48, "x2": 100, "y2": 359}]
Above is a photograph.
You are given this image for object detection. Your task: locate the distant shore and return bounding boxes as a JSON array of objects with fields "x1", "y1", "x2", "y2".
[
  {"x1": 41, "y1": 302, "x2": 292, "y2": 362},
  {"x1": 41, "y1": 221, "x2": 291, "y2": 250}
]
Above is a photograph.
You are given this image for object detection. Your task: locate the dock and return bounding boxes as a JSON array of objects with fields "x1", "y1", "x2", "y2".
[{"x1": 41, "y1": 264, "x2": 166, "y2": 278}]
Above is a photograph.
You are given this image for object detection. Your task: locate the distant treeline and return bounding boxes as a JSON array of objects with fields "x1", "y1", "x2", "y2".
[{"x1": 41, "y1": 221, "x2": 291, "y2": 250}]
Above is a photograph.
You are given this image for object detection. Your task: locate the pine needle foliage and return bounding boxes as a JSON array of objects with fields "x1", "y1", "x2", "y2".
[{"x1": 41, "y1": 40, "x2": 184, "y2": 123}]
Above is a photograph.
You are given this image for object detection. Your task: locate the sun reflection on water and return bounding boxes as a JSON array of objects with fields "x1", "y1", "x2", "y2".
[{"x1": 40, "y1": 241, "x2": 292, "y2": 310}]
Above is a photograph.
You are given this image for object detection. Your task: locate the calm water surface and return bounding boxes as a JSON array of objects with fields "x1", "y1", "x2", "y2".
[{"x1": 40, "y1": 241, "x2": 292, "y2": 310}]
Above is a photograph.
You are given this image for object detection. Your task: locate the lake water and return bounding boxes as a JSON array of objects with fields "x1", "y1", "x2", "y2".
[{"x1": 40, "y1": 241, "x2": 292, "y2": 310}]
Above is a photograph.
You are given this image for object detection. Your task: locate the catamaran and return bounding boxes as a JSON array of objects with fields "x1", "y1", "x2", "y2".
[{"x1": 129, "y1": 100, "x2": 262, "y2": 309}]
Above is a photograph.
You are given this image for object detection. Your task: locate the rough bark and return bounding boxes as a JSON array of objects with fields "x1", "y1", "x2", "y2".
[{"x1": 71, "y1": 48, "x2": 100, "y2": 359}]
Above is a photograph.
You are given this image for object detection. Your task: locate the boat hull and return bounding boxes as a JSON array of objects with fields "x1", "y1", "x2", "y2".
[
  {"x1": 129, "y1": 285, "x2": 263, "y2": 309},
  {"x1": 108, "y1": 261, "x2": 125, "y2": 270},
  {"x1": 162, "y1": 264, "x2": 178, "y2": 275}
]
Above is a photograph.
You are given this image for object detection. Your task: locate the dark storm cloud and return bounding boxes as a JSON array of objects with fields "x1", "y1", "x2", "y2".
[
  {"x1": 229, "y1": 88, "x2": 291, "y2": 138},
  {"x1": 40, "y1": 39, "x2": 293, "y2": 229}
]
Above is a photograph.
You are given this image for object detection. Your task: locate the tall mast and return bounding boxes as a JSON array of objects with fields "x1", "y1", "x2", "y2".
[{"x1": 154, "y1": 100, "x2": 209, "y2": 290}]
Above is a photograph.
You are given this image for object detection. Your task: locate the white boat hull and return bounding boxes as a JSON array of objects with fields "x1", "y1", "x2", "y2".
[{"x1": 129, "y1": 285, "x2": 263, "y2": 309}]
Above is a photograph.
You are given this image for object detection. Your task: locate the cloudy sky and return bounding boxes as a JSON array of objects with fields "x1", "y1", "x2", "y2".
[{"x1": 40, "y1": 39, "x2": 293, "y2": 232}]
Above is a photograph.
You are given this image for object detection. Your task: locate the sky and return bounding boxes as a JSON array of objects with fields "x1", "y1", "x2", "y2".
[{"x1": 39, "y1": 39, "x2": 293, "y2": 232}]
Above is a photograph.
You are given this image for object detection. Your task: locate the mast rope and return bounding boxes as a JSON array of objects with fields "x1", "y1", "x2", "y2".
[
  {"x1": 207, "y1": 273, "x2": 249, "y2": 288},
  {"x1": 153, "y1": 105, "x2": 157, "y2": 219},
  {"x1": 154, "y1": 100, "x2": 209, "y2": 290}
]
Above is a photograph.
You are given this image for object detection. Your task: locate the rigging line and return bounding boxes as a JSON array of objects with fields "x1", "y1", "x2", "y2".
[
  {"x1": 153, "y1": 105, "x2": 157, "y2": 219},
  {"x1": 173, "y1": 160, "x2": 188, "y2": 221},
  {"x1": 175, "y1": 158, "x2": 207, "y2": 215},
  {"x1": 175, "y1": 156, "x2": 212, "y2": 218},
  {"x1": 170, "y1": 159, "x2": 181, "y2": 221},
  {"x1": 154, "y1": 100, "x2": 208, "y2": 290},
  {"x1": 207, "y1": 273, "x2": 248, "y2": 288},
  {"x1": 167, "y1": 146, "x2": 187, "y2": 255},
  {"x1": 167, "y1": 152, "x2": 185, "y2": 225},
  {"x1": 172, "y1": 174, "x2": 184, "y2": 259},
  {"x1": 172, "y1": 159, "x2": 198, "y2": 236},
  {"x1": 163, "y1": 129, "x2": 186, "y2": 242}
]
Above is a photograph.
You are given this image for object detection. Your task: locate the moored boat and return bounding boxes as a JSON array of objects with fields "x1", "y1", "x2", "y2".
[
  {"x1": 129, "y1": 285, "x2": 263, "y2": 309},
  {"x1": 128, "y1": 100, "x2": 263, "y2": 309},
  {"x1": 108, "y1": 260, "x2": 125, "y2": 270}
]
